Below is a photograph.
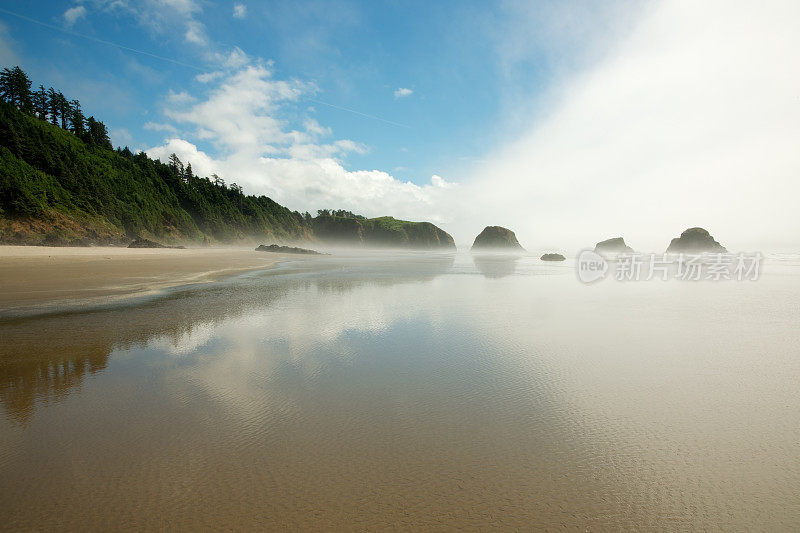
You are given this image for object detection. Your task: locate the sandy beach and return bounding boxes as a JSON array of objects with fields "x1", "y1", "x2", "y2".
[{"x1": 0, "y1": 246, "x2": 289, "y2": 315}]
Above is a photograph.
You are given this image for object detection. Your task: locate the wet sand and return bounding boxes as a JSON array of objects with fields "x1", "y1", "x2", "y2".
[
  {"x1": 0, "y1": 246, "x2": 289, "y2": 315},
  {"x1": 1, "y1": 253, "x2": 799, "y2": 529}
]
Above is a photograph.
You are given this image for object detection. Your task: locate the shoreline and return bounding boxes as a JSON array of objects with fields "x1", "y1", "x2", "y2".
[{"x1": 0, "y1": 245, "x2": 294, "y2": 318}]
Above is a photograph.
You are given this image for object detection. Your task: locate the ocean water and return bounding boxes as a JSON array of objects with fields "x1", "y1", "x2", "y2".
[{"x1": 1, "y1": 252, "x2": 799, "y2": 530}]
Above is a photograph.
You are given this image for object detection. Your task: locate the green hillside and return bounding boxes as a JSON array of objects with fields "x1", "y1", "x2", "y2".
[
  {"x1": 0, "y1": 65, "x2": 454, "y2": 249},
  {"x1": 312, "y1": 214, "x2": 455, "y2": 249},
  {"x1": 0, "y1": 99, "x2": 311, "y2": 245}
]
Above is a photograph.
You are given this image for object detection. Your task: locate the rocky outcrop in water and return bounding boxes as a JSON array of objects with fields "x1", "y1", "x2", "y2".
[
  {"x1": 471, "y1": 226, "x2": 524, "y2": 251},
  {"x1": 127, "y1": 237, "x2": 185, "y2": 249},
  {"x1": 128, "y1": 237, "x2": 165, "y2": 248},
  {"x1": 255, "y1": 244, "x2": 325, "y2": 255},
  {"x1": 666, "y1": 227, "x2": 727, "y2": 253},
  {"x1": 594, "y1": 237, "x2": 633, "y2": 254},
  {"x1": 540, "y1": 253, "x2": 566, "y2": 261}
]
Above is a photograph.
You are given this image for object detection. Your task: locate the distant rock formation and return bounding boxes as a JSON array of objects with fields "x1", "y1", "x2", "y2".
[
  {"x1": 666, "y1": 227, "x2": 727, "y2": 253},
  {"x1": 312, "y1": 215, "x2": 455, "y2": 250},
  {"x1": 255, "y1": 244, "x2": 325, "y2": 255},
  {"x1": 540, "y1": 253, "x2": 565, "y2": 261},
  {"x1": 594, "y1": 237, "x2": 633, "y2": 254},
  {"x1": 311, "y1": 215, "x2": 365, "y2": 245},
  {"x1": 471, "y1": 226, "x2": 524, "y2": 251},
  {"x1": 127, "y1": 237, "x2": 185, "y2": 249}
]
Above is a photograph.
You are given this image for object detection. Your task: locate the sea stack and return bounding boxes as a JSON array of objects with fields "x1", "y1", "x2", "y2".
[
  {"x1": 471, "y1": 226, "x2": 525, "y2": 251},
  {"x1": 594, "y1": 237, "x2": 633, "y2": 254},
  {"x1": 666, "y1": 227, "x2": 727, "y2": 253},
  {"x1": 128, "y1": 237, "x2": 166, "y2": 248}
]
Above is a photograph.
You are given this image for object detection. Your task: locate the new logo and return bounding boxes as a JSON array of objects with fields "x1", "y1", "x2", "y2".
[{"x1": 576, "y1": 250, "x2": 608, "y2": 283}]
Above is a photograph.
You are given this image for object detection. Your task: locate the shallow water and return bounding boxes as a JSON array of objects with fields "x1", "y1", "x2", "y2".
[{"x1": 1, "y1": 252, "x2": 799, "y2": 530}]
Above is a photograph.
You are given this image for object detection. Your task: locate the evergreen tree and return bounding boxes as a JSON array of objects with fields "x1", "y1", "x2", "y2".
[
  {"x1": 16, "y1": 67, "x2": 33, "y2": 113},
  {"x1": 0, "y1": 66, "x2": 109, "y2": 150},
  {"x1": 168, "y1": 153, "x2": 184, "y2": 176},
  {"x1": 84, "y1": 116, "x2": 98, "y2": 145},
  {"x1": 56, "y1": 92, "x2": 71, "y2": 129},
  {"x1": 0, "y1": 97, "x2": 316, "y2": 245},
  {"x1": 230, "y1": 183, "x2": 244, "y2": 210},
  {"x1": 70, "y1": 100, "x2": 85, "y2": 135},
  {"x1": 85, "y1": 115, "x2": 112, "y2": 150},
  {"x1": 0, "y1": 67, "x2": 15, "y2": 105},
  {"x1": 0, "y1": 66, "x2": 32, "y2": 110},
  {"x1": 32, "y1": 85, "x2": 48, "y2": 120},
  {"x1": 47, "y1": 87, "x2": 59, "y2": 126}
]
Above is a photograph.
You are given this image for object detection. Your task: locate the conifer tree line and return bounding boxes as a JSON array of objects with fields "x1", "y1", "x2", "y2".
[
  {"x1": 316, "y1": 209, "x2": 365, "y2": 220},
  {"x1": 161, "y1": 151, "x2": 314, "y2": 226},
  {"x1": 0, "y1": 65, "x2": 112, "y2": 149},
  {"x1": 0, "y1": 63, "x2": 405, "y2": 245}
]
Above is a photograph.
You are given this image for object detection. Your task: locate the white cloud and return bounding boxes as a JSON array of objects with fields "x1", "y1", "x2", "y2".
[
  {"x1": 146, "y1": 62, "x2": 451, "y2": 222},
  {"x1": 184, "y1": 19, "x2": 207, "y2": 46},
  {"x1": 161, "y1": 0, "x2": 199, "y2": 12},
  {"x1": 208, "y1": 47, "x2": 251, "y2": 69},
  {"x1": 393, "y1": 87, "x2": 413, "y2": 99},
  {"x1": 303, "y1": 117, "x2": 331, "y2": 137},
  {"x1": 0, "y1": 22, "x2": 18, "y2": 65},
  {"x1": 430, "y1": 175, "x2": 455, "y2": 189},
  {"x1": 63, "y1": 5, "x2": 87, "y2": 27},
  {"x1": 165, "y1": 90, "x2": 196, "y2": 106},
  {"x1": 161, "y1": 64, "x2": 308, "y2": 155},
  {"x1": 148, "y1": 138, "x2": 222, "y2": 179},
  {"x1": 233, "y1": 3, "x2": 247, "y2": 19},
  {"x1": 333, "y1": 139, "x2": 367, "y2": 155},
  {"x1": 143, "y1": 121, "x2": 178, "y2": 133},
  {"x1": 196, "y1": 71, "x2": 223, "y2": 83},
  {"x1": 78, "y1": 0, "x2": 209, "y2": 47}
]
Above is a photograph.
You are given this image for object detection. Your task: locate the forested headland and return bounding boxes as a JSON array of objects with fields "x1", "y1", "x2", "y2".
[{"x1": 0, "y1": 65, "x2": 453, "y2": 249}]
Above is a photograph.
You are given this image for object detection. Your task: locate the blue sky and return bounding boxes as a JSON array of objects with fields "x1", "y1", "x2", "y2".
[
  {"x1": 0, "y1": 1, "x2": 574, "y2": 186},
  {"x1": 1, "y1": 1, "x2": 798, "y2": 250}
]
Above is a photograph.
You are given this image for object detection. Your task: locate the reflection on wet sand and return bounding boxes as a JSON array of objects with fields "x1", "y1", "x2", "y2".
[
  {"x1": 0, "y1": 346, "x2": 109, "y2": 425},
  {"x1": 1, "y1": 254, "x2": 612, "y2": 530},
  {"x1": 0, "y1": 253, "x2": 455, "y2": 424},
  {"x1": 1, "y1": 252, "x2": 799, "y2": 530},
  {"x1": 472, "y1": 254, "x2": 521, "y2": 278}
]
